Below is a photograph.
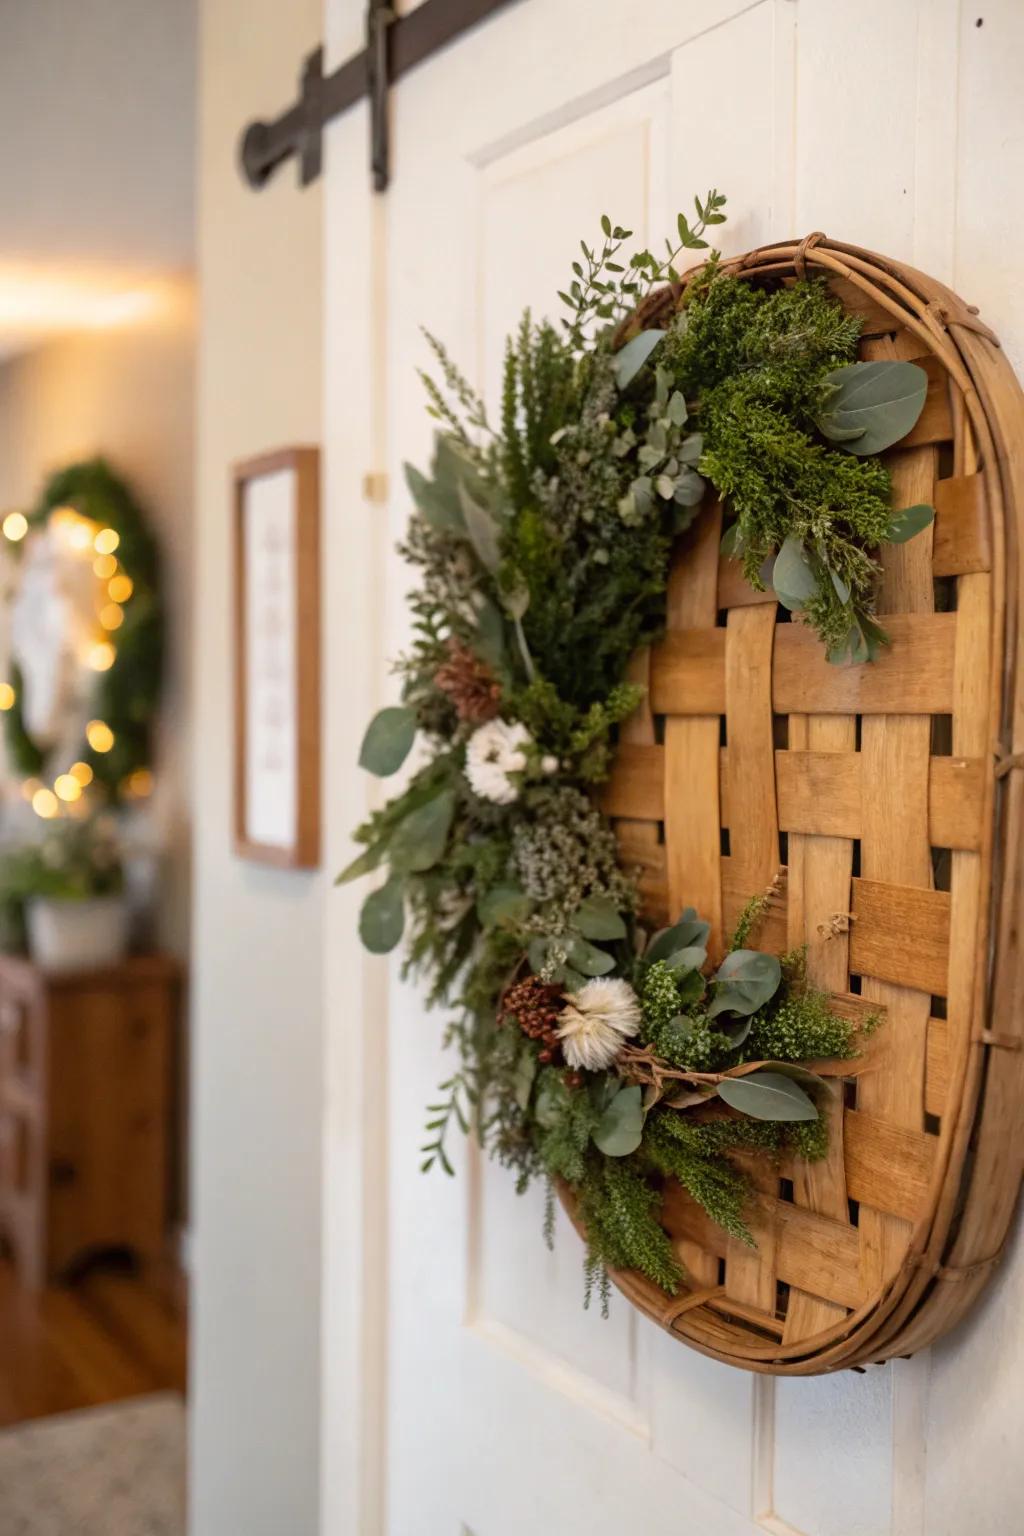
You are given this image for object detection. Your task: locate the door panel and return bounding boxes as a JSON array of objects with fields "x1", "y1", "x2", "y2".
[{"x1": 321, "y1": 1, "x2": 1024, "y2": 1532}]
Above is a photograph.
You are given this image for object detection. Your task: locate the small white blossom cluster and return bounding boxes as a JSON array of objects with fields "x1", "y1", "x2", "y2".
[
  {"x1": 464, "y1": 719, "x2": 557, "y2": 805},
  {"x1": 557, "y1": 977, "x2": 641, "y2": 1071},
  {"x1": 464, "y1": 719, "x2": 532, "y2": 805}
]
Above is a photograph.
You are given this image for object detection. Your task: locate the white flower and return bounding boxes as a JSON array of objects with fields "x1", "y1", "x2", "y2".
[
  {"x1": 541, "y1": 754, "x2": 559, "y2": 775},
  {"x1": 464, "y1": 718, "x2": 533, "y2": 805},
  {"x1": 557, "y1": 977, "x2": 641, "y2": 1071}
]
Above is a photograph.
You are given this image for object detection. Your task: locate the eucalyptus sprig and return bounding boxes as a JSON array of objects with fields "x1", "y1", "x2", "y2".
[{"x1": 558, "y1": 191, "x2": 727, "y2": 351}]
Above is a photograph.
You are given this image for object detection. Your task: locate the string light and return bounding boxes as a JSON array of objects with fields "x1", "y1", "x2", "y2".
[
  {"x1": 31, "y1": 787, "x2": 59, "y2": 819},
  {"x1": 86, "y1": 720, "x2": 114, "y2": 753},
  {"x1": 94, "y1": 553, "x2": 117, "y2": 579},
  {"x1": 2, "y1": 512, "x2": 27, "y2": 542},
  {"x1": 99, "y1": 602, "x2": 124, "y2": 631},
  {"x1": 54, "y1": 774, "x2": 82, "y2": 803},
  {"x1": 70, "y1": 761, "x2": 94, "y2": 786},
  {"x1": 0, "y1": 683, "x2": 14, "y2": 711},
  {"x1": 126, "y1": 768, "x2": 154, "y2": 799},
  {"x1": 87, "y1": 641, "x2": 116, "y2": 671},
  {"x1": 94, "y1": 527, "x2": 120, "y2": 555},
  {"x1": 108, "y1": 573, "x2": 133, "y2": 603}
]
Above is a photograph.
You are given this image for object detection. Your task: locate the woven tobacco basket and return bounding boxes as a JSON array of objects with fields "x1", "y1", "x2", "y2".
[{"x1": 568, "y1": 234, "x2": 1024, "y2": 1374}]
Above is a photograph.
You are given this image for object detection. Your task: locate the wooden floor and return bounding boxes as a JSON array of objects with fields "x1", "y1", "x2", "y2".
[{"x1": 0, "y1": 1256, "x2": 187, "y2": 1428}]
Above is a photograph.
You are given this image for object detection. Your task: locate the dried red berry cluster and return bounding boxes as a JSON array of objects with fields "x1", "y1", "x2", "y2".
[{"x1": 499, "y1": 977, "x2": 566, "y2": 1065}]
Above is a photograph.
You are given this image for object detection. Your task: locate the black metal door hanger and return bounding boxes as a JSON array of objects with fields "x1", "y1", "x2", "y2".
[{"x1": 239, "y1": 0, "x2": 521, "y2": 193}]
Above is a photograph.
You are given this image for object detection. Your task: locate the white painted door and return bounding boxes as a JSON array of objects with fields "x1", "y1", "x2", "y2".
[{"x1": 320, "y1": 4, "x2": 1024, "y2": 1535}]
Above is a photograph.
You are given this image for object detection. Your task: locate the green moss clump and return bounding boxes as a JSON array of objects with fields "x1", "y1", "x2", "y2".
[{"x1": 748, "y1": 989, "x2": 858, "y2": 1064}]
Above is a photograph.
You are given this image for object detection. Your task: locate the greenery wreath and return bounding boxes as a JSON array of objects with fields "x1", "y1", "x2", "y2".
[
  {"x1": 3, "y1": 457, "x2": 163, "y2": 812},
  {"x1": 342, "y1": 193, "x2": 932, "y2": 1308}
]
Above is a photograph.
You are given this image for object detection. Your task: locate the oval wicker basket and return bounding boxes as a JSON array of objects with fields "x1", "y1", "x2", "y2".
[{"x1": 569, "y1": 235, "x2": 1024, "y2": 1374}]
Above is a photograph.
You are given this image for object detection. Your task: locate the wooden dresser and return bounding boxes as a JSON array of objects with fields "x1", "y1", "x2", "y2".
[{"x1": 0, "y1": 954, "x2": 179, "y2": 1287}]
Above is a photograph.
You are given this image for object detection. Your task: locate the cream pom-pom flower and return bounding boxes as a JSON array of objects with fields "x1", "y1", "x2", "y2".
[
  {"x1": 556, "y1": 977, "x2": 641, "y2": 1072},
  {"x1": 464, "y1": 718, "x2": 533, "y2": 805}
]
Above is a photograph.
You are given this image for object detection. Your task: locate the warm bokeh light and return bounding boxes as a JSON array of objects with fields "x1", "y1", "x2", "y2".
[
  {"x1": 32, "y1": 787, "x2": 59, "y2": 819},
  {"x1": 0, "y1": 264, "x2": 184, "y2": 354},
  {"x1": 51, "y1": 507, "x2": 98, "y2": 553},
  {"x1": 86, "y1": 720, "x2": 115, "y2": 753},
  {"x1": 126, "y1": 768, "x2": 155, "y2": 799},
  {"x1": 0, "y1": 683, "x2": 14, "y2": 711},
  {"x1": 108, "y1": 573, "x2": 133, "y2": 603},
  {"x1": 54, "y1": 774, "x2": 83, "y2": 803},
  {"x1": 70, "y1": 760, "x2": 94, "y2": 786},
  {"x1": 2, "y1": 512, "x2": 28, "y2": 542},
  {"x1": 94, "y1": 553, "x2": 118, "y2": 580},
  {"x1": 99, "y1": 602, "x2": 124, "y2": 631},
  {"x1": 20, "y1": 777, "x2": 41, "y2": 801},
  {"x1": 94, "y1": 527, "x2": 120, "y2": 555},
  {"x1": 87, "y1": 641, "x2": 116, "y2": 671}
]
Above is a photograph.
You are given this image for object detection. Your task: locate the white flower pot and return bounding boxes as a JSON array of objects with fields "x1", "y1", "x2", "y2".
[{"x1": 26, "y1": 896, "x2": 129, "y2": 974}]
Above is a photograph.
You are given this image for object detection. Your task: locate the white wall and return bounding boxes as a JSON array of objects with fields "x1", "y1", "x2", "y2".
[{"x1": 189, "y1": 0, "x2": 324, "y2": 1533}]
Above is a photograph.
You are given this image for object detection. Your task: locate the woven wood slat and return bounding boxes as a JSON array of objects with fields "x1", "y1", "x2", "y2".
[
  {"x1": 569, "y1": 236, "x2": 1024, "y2": 1373},
  {"x1": 932, "y1": 473, "x2": 991, "y2": 576},
  {"x1": 605, "y1": 745, "x2": 986, "y2": 850}
]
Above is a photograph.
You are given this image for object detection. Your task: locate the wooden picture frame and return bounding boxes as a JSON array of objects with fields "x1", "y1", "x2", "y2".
[{"x1": 233, "y1": 446, "x2": 320, "y2": 868}]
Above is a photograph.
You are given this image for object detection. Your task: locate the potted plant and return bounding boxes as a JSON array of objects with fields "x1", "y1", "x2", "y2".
[{"x1": 0, "y1": 817, "x2": 128, "y2": 973}]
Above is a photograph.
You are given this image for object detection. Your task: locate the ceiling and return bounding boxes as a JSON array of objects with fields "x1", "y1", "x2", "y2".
[{"x1": 0, "y1": 0, "x2": 195, "y2": 357}]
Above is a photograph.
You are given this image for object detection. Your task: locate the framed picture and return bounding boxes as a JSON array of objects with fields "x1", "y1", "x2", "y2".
[{"x1": 233, "y1": 446, "x2": 320, "y2": 868}]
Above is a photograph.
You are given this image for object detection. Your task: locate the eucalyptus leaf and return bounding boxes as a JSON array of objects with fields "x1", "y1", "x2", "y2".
[
  {"x1": 566, "y1": 936, "x2": 617, "y2": 977},
  {"x1": 513, "y1": 1049, "x2": 538, "y2": 1112},
  {"x1": 676, "y1": 968, "x2": 706, "y2": 1007},
  {"x1": 502, "y1": 583, "x2": 530, "y2": 622},
  {"x1": 772, "y1": 535, "x2": 818, "y2": 613},
  {"x1": 750, "y1": 1060, "x2": 826, "y2": 1090},
  {"x1": 716, "y1": 1070, "x2": 818, "y2": 1122},
  {"x1": 678, "y1": 432, "x2": 704, "y2": 466},
  {"x1": 886, "y1": 503, "x2": 935, "y2": 544},
  {"x1": 646, "y1": 908, "x2": 711, "y2": 965},
  {"x1": 830, "y1": 568, "x2": 852, "y2": 606},
  {"x1": 359, "y1": 877, "x2": 405, "y2": 954},
  {"x1": 574, "y1": 896, "x2": 628, "y2": 941},
  {"x1": 673, "y1": 467, "x2": 706, "y2": 507},
  {"x1": 720, "y1": 521, "x2": 743, "y2": 558},
  {"x1": 559, "y1": 965, "x2": 588, "y2": 990},
  {"x1": 404, "y1": 462, "x2": 463, "y2": 532},
  {"x1": 535, "y1": 1075, "x2": 565, "y2": 1130},
  {"x1": 335, "y1": 842, "x2": 385, "y2": 886},
  {"x1": 664, "y1": 944, "x2": 710, "y2": 976},
  {"x1": 667, "y1": 391, "x2": 688, "y2": 427},
  {"x1": 528, "y1": 937, "x2": 550, "y2": 974},
  {"x1": 389, "y1": 789, "x2": 455, "y2": 873},
  {"x1": 358, "y1": 705, "x2": 417, "y2": 777},
  {"x1": 593, "y1": 1084, "x2": 645, "y2": 1157},
  {"x1": 474, "y1": 597, "x2": 506, "y2": 668},
  {"x1": 477, "y1": 882, "x2": 532, "y2": 928},
  {"x1": 715, "y1": 1014, "x2": 753, "y2": 1049},
  {"x1": 706, "y1": 948, "x2": 781, "y2": 1019},
  {"x1": 817, "y1": 360, "x2": 929, "y2": 456},
  {"x1": 615, "y1": 329, "x2": 665, "y2": 390},
  {"x1": 458, "y1": 484, "x2": 502, "y2": 573}
]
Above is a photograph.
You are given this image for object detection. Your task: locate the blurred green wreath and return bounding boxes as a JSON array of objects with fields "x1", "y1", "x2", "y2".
[{"x1": 2, "y1": 457, "x2": 163, "y2": 810}]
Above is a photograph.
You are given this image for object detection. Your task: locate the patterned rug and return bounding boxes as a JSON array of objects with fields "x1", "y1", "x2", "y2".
[{"x1": 0, "y1": 1393, "x2": 185, "y2": 1536}]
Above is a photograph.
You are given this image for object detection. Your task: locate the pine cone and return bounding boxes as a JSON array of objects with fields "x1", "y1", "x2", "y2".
[
  {"x1": 434, "y1": 638, "x2": 502, "y2": 724},
  {"x1": 499, "y1": 976, "x2": 566, "y2": 1065}
]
